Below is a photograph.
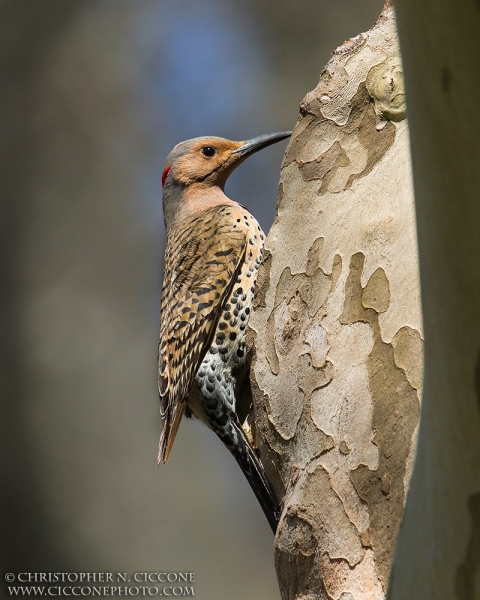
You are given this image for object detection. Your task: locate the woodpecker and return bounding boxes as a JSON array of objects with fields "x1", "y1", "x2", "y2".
[{"x1": 157, "y1": 131, "x2": 291, "y2": 533}]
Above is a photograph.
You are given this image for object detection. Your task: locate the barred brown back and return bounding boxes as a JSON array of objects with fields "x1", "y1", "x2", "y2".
[{"x1": 158, "y1": 204, "x2": 248, "y2": 462}]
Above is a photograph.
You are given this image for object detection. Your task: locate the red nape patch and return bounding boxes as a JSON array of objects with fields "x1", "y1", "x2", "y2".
[{"x1": 162, "y1": 165, "x2": 172, "y2": 187}]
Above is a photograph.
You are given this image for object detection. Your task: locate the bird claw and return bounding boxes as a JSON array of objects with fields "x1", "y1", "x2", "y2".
[{"x1": 242, "y1": 420, "x2": 254, "y2": 447}]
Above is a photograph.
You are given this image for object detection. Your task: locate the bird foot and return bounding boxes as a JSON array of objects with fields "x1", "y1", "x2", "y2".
[{"x1": 242, "y1": 420, "x2": 254, "y2": 447}]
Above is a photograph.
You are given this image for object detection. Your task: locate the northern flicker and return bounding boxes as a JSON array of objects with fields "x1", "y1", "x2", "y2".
[{"x1": 158, "y1": 131, "x2": 291, "y2": 532}]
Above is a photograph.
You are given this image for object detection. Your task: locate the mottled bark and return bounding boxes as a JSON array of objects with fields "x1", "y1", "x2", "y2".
[
  {"x1": 389, "y1": 0, "x2": 480, "y2": 598},
  {"x1": 249, "y1": 3, "x2": 422, "y2": 598}
]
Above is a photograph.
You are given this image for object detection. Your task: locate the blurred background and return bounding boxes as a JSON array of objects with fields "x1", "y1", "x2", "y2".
[{"x1": 1, "y1": 1, "x2": 383, "y2": 597}]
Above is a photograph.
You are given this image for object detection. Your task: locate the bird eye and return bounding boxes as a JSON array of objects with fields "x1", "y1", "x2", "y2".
[{"x1": 201, "y1": 146, "x2": 217, "y2": 157}]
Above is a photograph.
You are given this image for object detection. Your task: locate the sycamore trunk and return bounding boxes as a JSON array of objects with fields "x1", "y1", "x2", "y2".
[{"x1": 249, "y1": 3, "x2": 423, "y2": 597}]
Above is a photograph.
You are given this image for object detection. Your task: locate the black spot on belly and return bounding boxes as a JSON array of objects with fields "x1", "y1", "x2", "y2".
[
  {"x1": 224, "y1": 312, "x2": 231, "y2": 320},
  {"x1": 204, "y1": 397, "x2": 216, "y2": 408},
  {"x1": 229, "y1": 331, "x2": 237, "y2": 341},
  {"x1": 216, "y1": 412, "x2": 228, "y2": 426},
  {"x1": 245, "y1": 307, "x2": 250, "y2": 315},
  {"x1": 209, "y1": 347, "x2": 218, "y2": 354},
  {"x1": 206, "y1": 383, "x2": 215, "y2": 393},
  {"x1": 219, "y1": 347, "x2": 228, "y2": 355},
  {"x1": 237, "y1": 349, "x2": 244, "y2": 358},
  {"x1": 240, "y1": 313, "x2": 247, "y2": 321},
  {"x1": 218, "y1": 322, "x2": 227, "y2": 330},
  {"x1": 208, "y1": 374, "x2": 215, "y2": 383}
]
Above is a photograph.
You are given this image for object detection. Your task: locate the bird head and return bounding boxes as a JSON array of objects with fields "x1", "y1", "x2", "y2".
[{"x1": 161, "y1": 132, "x2": 291, "y2": 227}]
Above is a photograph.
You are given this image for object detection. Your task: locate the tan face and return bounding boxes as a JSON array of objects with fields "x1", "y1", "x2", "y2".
[{"x1": 169, "y1": 138, "x2": 245, "y2": 186}]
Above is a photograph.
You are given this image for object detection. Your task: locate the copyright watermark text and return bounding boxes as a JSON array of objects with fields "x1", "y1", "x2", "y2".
[{"x1": 4, "y1": 573, "x2": 195, "y2": 597}]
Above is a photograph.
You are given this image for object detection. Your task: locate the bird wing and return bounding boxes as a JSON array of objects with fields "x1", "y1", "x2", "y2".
[{"x1": 158, "y1": 205, "x2": 247, "y2": 463}]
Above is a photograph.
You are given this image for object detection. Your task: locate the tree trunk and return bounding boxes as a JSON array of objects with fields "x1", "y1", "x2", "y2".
[
  {"x1": 388, "y1": 0, "x2": 480, "y2": 598},
  {"x1": 249, "y1": 2, "x2": 422, "y2": 597}
]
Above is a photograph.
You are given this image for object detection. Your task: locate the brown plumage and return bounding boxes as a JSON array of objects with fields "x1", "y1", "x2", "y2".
[
  {"x1": 158, "y1": 206, "x2": 247, "y2": 461},
  {"x1": 158, "y1": 132, "x2": 290, "y2": 531}
]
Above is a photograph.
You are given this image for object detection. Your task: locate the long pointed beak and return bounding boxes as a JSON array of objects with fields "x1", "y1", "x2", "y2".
[{"x1": 231, "y1": 131, "x2": 292, "y2": 157}]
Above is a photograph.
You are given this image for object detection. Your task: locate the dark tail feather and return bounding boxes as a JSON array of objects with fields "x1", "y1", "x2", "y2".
[{"x1": 216, "y1": 414, "x2": 280, "y2": 533}]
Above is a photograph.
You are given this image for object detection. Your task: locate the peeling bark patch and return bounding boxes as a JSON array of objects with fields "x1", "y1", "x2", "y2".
[
  {"x1": 275, "y1": 514, "x2": 326, "y2": 600},
  {"x1": 264, "y1": 287, "x2": 309, "y2": 439},
  {"x1": 341, "y1": 253, "x2": 420, "y2": 589},
  {"x1": 334, "y1": 34, "x2": 366, "y2": 56},
  {"x1": 295, "y1": 385, "x2": 335, "y2": 468},
  {"x1": 265, "y1": 311, "x2": 280, "y2": 375},
  {"x1": 340, "y1": 253, "x2": 377, "y2": 324},
  {"x1": 276, "y1": 294, "x2": 307, "y2": 357},
  {"x1": 362, "y1": 267, "x2": 390, "y2": 313},
  {"x1": 306, "y1": 65, "x2": 349, "y2": 114},
  {"x1": 391, "y1": 326, "x2": 424, "y2": 390},
  {"x1": 253, "y1": 250, "x2": 272, "y2": 310},
  {"x1": 248, "y1": 367, "x2": 289, "y2": 497},
  {"x1": 285, "y1": 117, "x2": 326, "y2": 167},
  {"x1": 320, "y1": 549, "x2": 384, "y2": 600},
  {"x1": 263, "y1": 261, "x2": 333, "y2": 440},
  {"x1": 345, "y1": 89, "x2": 396, "y2": 189},
  {"x1": 276, "y1": 181, "x2": 286, "y2": 212},
  {"x1": 331, "y1": 254, "x2": 343, "y2": 290},
  {"x1": 274, "y1": 266, "x2": 331, "y2": 318},
  {"x1": 299, "y1": 141, "x2": 350, "y2": 196},
  {"x1": 304, "y1": 323, "x2": 329, "y2": 368},
  {"x1": 306, "y1": 237, "x2": 325, "y2": 276},
  {"x1": 297, "y1": 354, "x2": 334, "y2": 396},
  {"x1": 274, "y1": 267, "x2": 296, "y2": 308},
  {"x1": 455, "y1": 492, "x2": 480, "y2": 600},
  {"x1": 301, "y1": 466, "x2": 364, "y2": 566},
  {"x1": 297, "y1": 84, "x2": 396, "y2": 196},
  {"x1": 365, "y1": 54, "x2": 406, "y2": 122}
]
